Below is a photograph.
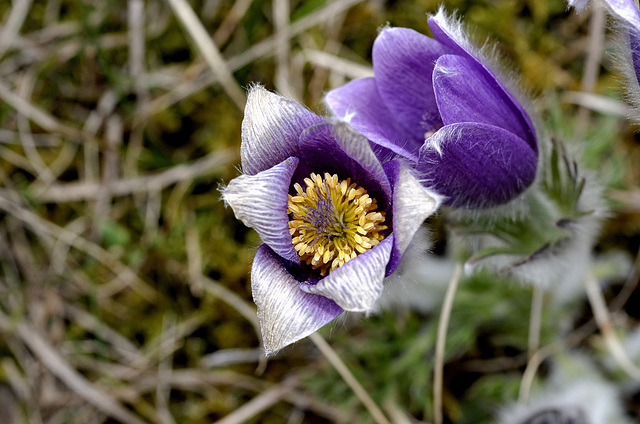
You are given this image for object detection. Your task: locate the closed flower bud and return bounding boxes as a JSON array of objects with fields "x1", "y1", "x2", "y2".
[{"x1": 326, "y1": 8, "x2": 538, "y2": 209}]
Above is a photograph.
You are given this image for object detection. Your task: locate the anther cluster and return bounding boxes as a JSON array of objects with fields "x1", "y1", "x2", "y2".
[{"x1": 287, "y1": 172, "x2": 387, "y2": 275}]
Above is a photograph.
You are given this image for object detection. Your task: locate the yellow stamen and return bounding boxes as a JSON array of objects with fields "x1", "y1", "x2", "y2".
[{"x1": 287, "y1": 172, "x2": 387, "y2": 276}]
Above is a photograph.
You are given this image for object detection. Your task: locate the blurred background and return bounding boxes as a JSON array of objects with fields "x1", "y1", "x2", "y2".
[{"x1": 0, "y1": 0, "x2": 639, "y2": 423}]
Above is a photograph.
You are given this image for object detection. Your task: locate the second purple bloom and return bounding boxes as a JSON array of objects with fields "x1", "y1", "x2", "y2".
[{"x1": 326, "y1": 10, "x2": 538, "y2": 208}]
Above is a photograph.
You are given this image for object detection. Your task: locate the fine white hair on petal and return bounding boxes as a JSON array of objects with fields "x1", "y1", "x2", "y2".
[
  {"x1": 221, "y1": 157, "x2": 300, "y2": 263},
  {"x1": 429, "y1": 7, "x2": 541, "y2": 148},
  {"x1": 251, "y1": 246, "x2": 343, "y2": 354},
  {"x1": 567, "y1": 0, "x2": 592, "y2": 13},
  {"x1": 609, "y1": 24, "x2": 640, "y2": 122},
  {"x1": 392, "y1": 165, "x2": 442, "y2": 254},
  {"x1": 567, "y1": 1, "x2": 640, "y2": 121},
  {"x1": 420, "y1": 124, "x2": 463, "y2": 158},
  {"x1": 301, "y1": 236, "x2": 393, "y2": 311},
  {"x1": 431, "y1": 7, "x2": 474, "y2": 55},
  {"x1": 342, "y1": 109, "x2": 357, "y2": 125},
  {"x1": 446, "y1": 129, "x2": 549, "y2": 225},
  {"x1": 376, "y1": 21, "x2": 392, "y2": 35},
  {"x1": 430, "y1": 6, "x2": 503, "y2": 73},
  {"x1": 603, "y1": 0, "x2": 640, "y2": 26},
  {"x1": 241, "y1": 84, "x2": 321, "y2": 175}
]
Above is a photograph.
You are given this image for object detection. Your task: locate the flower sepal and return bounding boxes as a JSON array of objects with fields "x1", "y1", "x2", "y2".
[{"x1": 455, "y1": 138, "x2": 604, "y2": 286}]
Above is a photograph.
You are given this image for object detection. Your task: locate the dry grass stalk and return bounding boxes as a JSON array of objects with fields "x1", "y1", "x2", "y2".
[
  {"x1": 33, "y1": 148, "x2": 238, "y2": 202},
  {"x1": 139, "y1": 0, "x2": 365, "y2": 119},
  {"x1": 0, "y1": 0, "x2": 33, "y2": 58},
  {"x1": 0, "y1": 316, "x2": 148, "y2": 424},
  {"x1": 310, "y1": 333, "x2": 391, "y2": 424},
  {"x1": 0, "y1": 195, "x2": 159, "y2": 301},
  {"x1": 213, "y1": 376, "x2": 299, "y2": 424},
  {"x1": 585, "y1": 274, "x2": 640, "y2": 381},
  {"x1": 166, "y1": 0, "x2": 246, "y2": 109}
]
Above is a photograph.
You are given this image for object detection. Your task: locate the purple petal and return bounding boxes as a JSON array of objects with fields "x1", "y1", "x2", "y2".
[
  {"x1": 433, "y1": 54, "x2": 537, "y2": 152},
  {"x1": 606, "y1": 0, "x2": 640, "y2": 28},
  {"x1": 252, "y1": 245, "x2": 343, "y2": 354},
  {"x1": 222, "y1": 157, "x2": 299, "y2": 262},
  {"x1": 325, "y1": 78, "x2": 420, "y2": 161},
  {"x1": 417, "y1": 122, "x2": 537, "y2": 208},
  {"x1": 427, "y1": 11, "x2": 474, "y2": 59},
  {"x1": 331, "y1": 120, "x2": 393, "y2": 196},
  {"x1": 384, "y1": 161, "x2": 441, "y2": 274},
  {"x1": 631, "y1": 30, "x2": 640, "y2": 86},
  {"x1": 372, "y1": 27, "x2": 447, "y2": 140},
  {"x1": 300, "y1": 236, "x2": 393, "y2": 311},
  {"x1": 428, "y1": 11, "x2": 537, "y2": 152},
  {"x1": 568, "y1": 0, "x2": 592, "y2": 12},
  {"x1": 296, "y1": 122, "x2": 392, "y2": 203},
  {"x1": 602, "y1": 0, "x2": 640, "y2": 88},
  {"x1": 241, "y1": 85, "x2": 322, "y2": 175}
]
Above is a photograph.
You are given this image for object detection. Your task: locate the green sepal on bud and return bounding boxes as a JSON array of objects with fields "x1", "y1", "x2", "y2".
[{"x1": 453, "y1": 137, "x2": 602, "y2": 283}]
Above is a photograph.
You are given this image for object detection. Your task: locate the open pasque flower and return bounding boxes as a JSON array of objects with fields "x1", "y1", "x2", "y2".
[
  {"x1": 222, "y1": 86, "x2": 441, "y2": 353},
  {"x1": 325, "y1": 9, "x2": 538, "y2": 208},
  {"x1": 610, "y1": 0, "x2": 640, "y2": 90},
  {"x1": 569, "y1": 1, "x2": 640, "y2": 116}
]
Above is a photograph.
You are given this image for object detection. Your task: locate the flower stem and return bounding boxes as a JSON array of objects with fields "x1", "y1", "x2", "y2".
[
  {"x1": 518, "y1": 286, "x2": 545, "y2": 405},
  {"x1": 528, "y1": 287, "x2": 544, "y2": 360},
  {"x1": 309, "y1": 332, "x2": 391, "y2": 424},
  {"x1": 433, "y1": 262, "x2": 463, "y2": 424},
  {"x1": 518, "y1": 346, "x2": 546, "y2": 404}
]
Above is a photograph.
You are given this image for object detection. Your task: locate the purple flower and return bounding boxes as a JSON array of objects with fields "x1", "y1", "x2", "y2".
[
  {"x1": 325, "y1": 10, "x2": 538, "y2": 209},
  {"x1": 222, "y1": 86, "x2": 441, "y2": 353},
  {"x1": 567, "y1": 0, "x2": 591, "y2": 12},
  {"x1": 602, "y1": 1, "x2": 640, "y2": 86},
  {"x1": 569, "y1": 1, "x2": 640, "y2": 106}
]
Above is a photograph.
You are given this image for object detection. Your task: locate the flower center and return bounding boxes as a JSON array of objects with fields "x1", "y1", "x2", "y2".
[{"x1": 287, "y1": 172, "x2": 387, "y2": 276}]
